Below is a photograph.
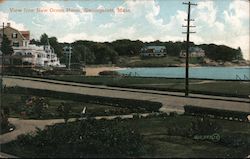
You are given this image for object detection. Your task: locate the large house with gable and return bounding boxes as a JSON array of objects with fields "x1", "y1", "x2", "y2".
[{"x1": 0, "y1": 23, "x2": 61, "y2": 67}]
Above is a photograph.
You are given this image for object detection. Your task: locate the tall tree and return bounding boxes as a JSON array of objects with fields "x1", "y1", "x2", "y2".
[
  {"x1": 236, "y1": 47, "x2": 243, "y2": 60},
  {"x1": 1, "y1": 34, "x2": 13, "y2": 55},
  {"x1": 40, "y1": 33, "x2": 49, "y2": 45},
  {"x1": 72, "y1": 44, "x2": 95, "y2": 64},
  {"x1": 49, "y1": 37, "x2": 63, "y2": 58}
]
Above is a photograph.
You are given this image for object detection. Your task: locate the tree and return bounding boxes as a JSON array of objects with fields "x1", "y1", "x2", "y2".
[
  {"x1": 31, "y1": 97, "x2": 49, "y2": 119},
  {"x1": 57, "y1": 102, "x2": 71, "y2": 123},
  {"x1": 111, "y1": 39, "x2": 144, "y2": 56},
  {"x1": 90, "y1": 43, "x2": 118, "y2": 64},
  {"x1": 1, "y1": 34, "x2": 13, "y2": 55},
  {"x1": 29, "y1": 38, "x2": 40, "y2": 46},
  {"x1": 236, "y1": 47, "x2": 243, "y2": 60},
  {"x1": 72, "y1": 44, "x2": 95, "y2": 64},
  {"x1": 40, "y1": 33, "x2": 49, "y2": 45},
  {"x1": 0, "y1": 109, "x2": 9, "y2": 132},
  {"x1": 49, "y1": 37, "x2": 63, "y2": 58}
]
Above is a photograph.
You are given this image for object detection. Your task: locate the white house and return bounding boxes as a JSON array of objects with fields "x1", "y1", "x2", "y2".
[
  {"x1": 180, "y1": 47, "x2": 205, "y2": 58},
  {"x1": 0, "y1": 23, "x2": 62, "y2": 67},
  {"x1": 140, "y1": 46, "x2": 167, "y2": 57},
  {"x1": 13, "y1": 44, "x2": 61, "y2": 67}
]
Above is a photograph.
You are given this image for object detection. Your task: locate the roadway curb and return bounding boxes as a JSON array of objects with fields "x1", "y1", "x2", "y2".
[{"x1": 0, "y1": 152, "x2": 18, "y2": 158}]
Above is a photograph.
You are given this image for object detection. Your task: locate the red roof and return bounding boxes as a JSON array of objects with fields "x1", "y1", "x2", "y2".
[{"x1": 20, "y1": 31, "x2": 30, "y2": 40}]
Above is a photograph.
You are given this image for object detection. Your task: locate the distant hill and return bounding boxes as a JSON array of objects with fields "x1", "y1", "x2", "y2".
[{"x1": 31, "y1": 36, "x2": 244, "y2": 65}]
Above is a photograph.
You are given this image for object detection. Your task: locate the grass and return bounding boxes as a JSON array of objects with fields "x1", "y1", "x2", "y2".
[
  {"x1": 120, "y1": 115, "x2": 250, "y2": 158},
  {"x1": 1, "y1": 115, "x2": 249, "y2": 158},
  {"x1": 117, "y1": 55, "x2": 182, "y2": 67},
  {"x1": 45, "y1": 75, "x2": 250, "y2": 98},
  {"x1": 2, "y1": 94, "x2": 143, "y2": 119}
]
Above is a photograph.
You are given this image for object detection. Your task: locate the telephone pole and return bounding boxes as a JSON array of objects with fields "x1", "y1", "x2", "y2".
[
  {"x1": 1, "y1": 22, "x2": 4, "y2": 110},
  {"x1": 182, "y1": 2, "x2": 197, "y2": 97}
]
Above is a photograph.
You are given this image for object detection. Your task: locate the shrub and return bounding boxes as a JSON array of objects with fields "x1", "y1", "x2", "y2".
[
  {"x1": 7, "y1": 119, "x2": 145, "y2": 158},
  {"x1": 0, "y1": 109, "x2": 9, "y2": 133},
  {"x1": 184, "y1": 105, "x2": 249, "y2": 122},
  {"x1": 99, "y1": 70, "x2": 120, "y2": 76},
  {"x1": 190, "y1": 117, "x2": 222, "y2": 136},
  {"x1": 57, "y1": 103, "x2": 72, "y2": 123},
  {"x1": 4, "y1": 87, "x2": 162, "y2": 112}
]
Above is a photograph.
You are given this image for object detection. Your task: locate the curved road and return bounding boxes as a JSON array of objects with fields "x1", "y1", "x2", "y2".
[{"x1": 2, "y1": 76, "x2": 250, "y2": 113}]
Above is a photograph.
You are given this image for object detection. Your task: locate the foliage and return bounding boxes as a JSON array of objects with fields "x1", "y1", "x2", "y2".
[
  {"x1": 27, "y1": 96, "x2": 49, "y2": 118},
  {"x1": 1, "y1": 34, "x2": 13, "y2": 55},
  {"x1": 40, "y1": 33, "x2": 49, "y2": 45},
  {"x1": 0, "y1": 109, "x2": 9, "y2": 132},
  {"x1": 72, "y1": 43, "x2": 95, "y2": 64},
  {"x1": 90, "y1": 43, "x2": 118, "y2": 64},
  {"x1": 184, "y1": 105, "x2": 249, "y2": 122},
  {"x1": 57, "y1": 102, "x2": 71, "y2": 123},
  {"x1": 190, "y1": 117, "x2": 222, "y2": 135},
  {"x1": 98, "y1": 70, "x2": 120, "y2": 76},
  {"x1": 35, "y1": 34, "x2": 244, "y2": 63},
  {"x1": 198, "y1": 44, "x2": 243, "y2": 61},
  {"x1": 6, "y1": 119, "x2": 145, "y2": 158},
  {"x1": 49, "y1": 37, "x2": 63, "y2": 58},
  {"x1": 111, "y1": 39, "x2": 144, "y2": 56},
  {"x1": 4, "y1": 87, "x2": 162, "y2": 112}
]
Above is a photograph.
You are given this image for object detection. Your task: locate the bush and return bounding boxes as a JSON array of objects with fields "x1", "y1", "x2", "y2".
[
  {"x1": 184, "y1": 105, "x2": 249, "y2": 122},
  {"x1": 190, "y1": 117, "x2": 222, "y2": 136},
  {"x1": 99, "y1": 70, "x2": 120, "y2": 76},
  {"x1": 4, "y1": 87, "x2": 162, "y2": 112},
  {"x1": 0, "y1": 109, "x2": 9, "y2": 133},
  {"x1": 6, "y1": 119, "x2": 145, "y2": 158}
]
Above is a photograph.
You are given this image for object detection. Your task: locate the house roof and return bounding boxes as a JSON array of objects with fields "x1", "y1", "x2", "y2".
[
  {"x1": 0, "y1": 26, "x2": 28, "y2": 40},
  {"x1": 189, "y1": 47, "x2": 204, "y2": 52},
  {"x1": 20, "y1": 31, "x2": 30, "y2": 40},
  {"x1": 144, "y1": 46, "x2": 166, "y2": 50}
]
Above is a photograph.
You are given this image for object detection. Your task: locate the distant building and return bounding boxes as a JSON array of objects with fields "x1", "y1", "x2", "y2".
[
  {"x1": 0, "y1": 23, "x2": 62, "y2": 67},
  {"x1": 140, "y1": 46, "x2": 167, "y2": 57},
  {"x1": 180, "y1": 47, "x2": 205, "y2": 58},
  {"x1": 0, "y1": 23, "x2": 30, "y2": 47}
]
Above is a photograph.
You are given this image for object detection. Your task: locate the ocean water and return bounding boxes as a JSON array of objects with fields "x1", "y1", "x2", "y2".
[{"x1": 117, "y1": 66, "x2": 250, "y2": 80}]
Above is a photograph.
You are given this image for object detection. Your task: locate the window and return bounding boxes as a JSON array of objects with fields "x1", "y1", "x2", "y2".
[
  {"x1": 13, "y1": 42, "x2": 19, "y2": 47},
  {"x1": 16, "y1": 52, "x2": 22, "y2": 56},
  {"x1": 12, "y1": 33, "x2": 18, "y2": 38}
]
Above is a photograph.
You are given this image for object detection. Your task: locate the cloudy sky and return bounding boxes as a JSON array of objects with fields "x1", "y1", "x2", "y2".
[{"x1": 0, "y1": 0, "x2": 249, "y2": 59}]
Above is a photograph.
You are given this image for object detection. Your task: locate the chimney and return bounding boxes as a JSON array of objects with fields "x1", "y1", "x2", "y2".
[{"x1": 7, "y1": 23, "x2": 10, "y2": 27}]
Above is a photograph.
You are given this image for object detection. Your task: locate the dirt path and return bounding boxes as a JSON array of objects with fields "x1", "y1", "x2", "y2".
[
  {"x1": 0, "y1": 113, "x2": 150, "y2": 145},
  {"x1": 3, "y1": 76, "x2": 250, "y2": 114},
  {"x1": 0, "y1": 118, "x2": 66, "y2": 144}
]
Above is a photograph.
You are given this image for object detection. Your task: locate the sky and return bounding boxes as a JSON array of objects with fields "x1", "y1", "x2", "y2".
[{"x1": 0, "y1": 0, "x2": 249, "y2": 60}]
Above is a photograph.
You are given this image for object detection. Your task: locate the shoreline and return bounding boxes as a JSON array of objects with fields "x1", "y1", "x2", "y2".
[{"x1": 85, "y1": 65, "x2": 249, "y2": 76}]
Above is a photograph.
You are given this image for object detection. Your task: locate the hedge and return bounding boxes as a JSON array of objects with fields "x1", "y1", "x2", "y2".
[
  {"x1": 4, "y1": 87, "x2": 162, "y2": 112},
  {"x1": 184, "y1": 105, "x2": 249, "y2": 122},
  {"x1": 98, "y1": 70, "x2": 120, "y2": 76}
]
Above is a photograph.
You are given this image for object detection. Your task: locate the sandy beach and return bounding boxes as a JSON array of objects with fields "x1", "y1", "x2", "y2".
[{"x1": 85, "y1": 66, "x2": 123, "y2": 76}]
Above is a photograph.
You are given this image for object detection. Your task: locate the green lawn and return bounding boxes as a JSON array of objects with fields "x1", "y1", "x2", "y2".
[
  {"x1": 117, "y1": 56, "x2": 182, "y2": 67},
  {"x1": 45, "y1": 75, "x2": 250, "y2": 98},
  {"x1": 2, "y1": 94, "x2": 145, "y2": 119},
  {"x1": 118, "y1": 115, "x2": 250, "y2": 158},
  {"x1": 1, "y1": 115, "x2": 249, "y2": 158}
]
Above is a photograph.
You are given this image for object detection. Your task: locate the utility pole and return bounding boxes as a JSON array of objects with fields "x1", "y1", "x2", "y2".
[
  {"x1": 182, "y1": 1, "x2": 197, "y2": 97},
  {"x1": 68, "y1": 44, "x2": 71, "y2": 70},
  {"x1": 1, "y1": 22, "x2": 4, "y2": 110},
  {"x1": 84, "y1": 46, "x2": 86, "y2": 66},
  {"x1": 63, "y1": 45, "x2": 72, "y2": 70}
]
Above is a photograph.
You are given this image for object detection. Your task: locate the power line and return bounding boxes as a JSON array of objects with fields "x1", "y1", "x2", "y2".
[{"x1": 182, "y1": 1, "x2": 197, "y2": 97}]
